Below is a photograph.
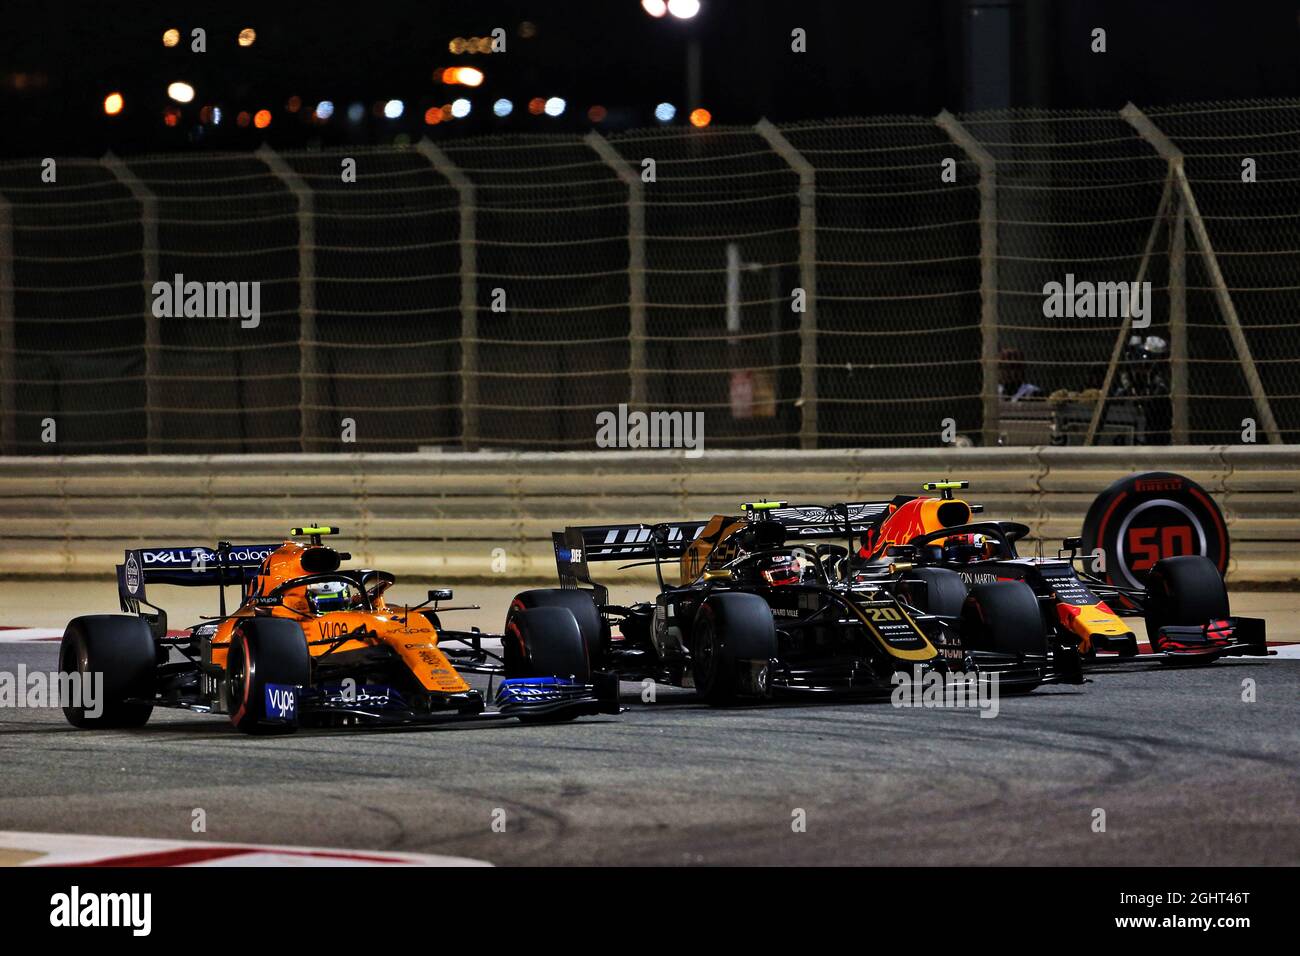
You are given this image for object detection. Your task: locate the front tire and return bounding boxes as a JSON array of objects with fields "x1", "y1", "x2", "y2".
[
  {"x1": 691, "y1": 593, "x2": 777, "y2": 705},
  {"x1": 59, "y1": 615, "x2": 156, "y2": 728},
  {"x1": 504, "y1": 606, "x2": 591, "y2": 682},
  {"x1": 961, "y1": 582, "x2": 1048, "y2": 656},
  {"x1": 224, "y1": 618, "x2": 310, "y2": 735},
  {"x1": 508, "y1": 589, "x2": 607, "y2": 664},
  {"x1": 1144, "y1": 555, "x2": 1230, "y2": 640},
  {"x1": 897, "y1": 568, "x2": 968, "y2": 618}
]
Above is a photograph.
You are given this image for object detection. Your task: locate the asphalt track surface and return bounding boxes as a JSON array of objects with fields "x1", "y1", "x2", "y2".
[{"x1": 1, "y1": 582, "x2": 1297, "y2": 865}]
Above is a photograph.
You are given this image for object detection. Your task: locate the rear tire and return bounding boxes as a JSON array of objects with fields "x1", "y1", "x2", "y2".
[
  {"x1": 224, "y1": 618, "x2": 310, "y2": 735},
  {"x1": 897, "y1": 568, "x2": 967, "y2": 618},
  {"x1": 691, "y1": 593, "x2": 777, "y2": 705},
  {"x1": 505, "y1": 606, "x2": 591, "y2": 682},
  {"x1": 961, "y1": 582, "x2": 1048, "y2": 656},
  {"x1": 1144, "y1": 555, "x2": 1230, "y2": 639},
  {"x1": 59, "y1": 615, "x2": 156, "y2": 728},
  {"x1": 508, "y1": 589, "x2": 606, "y2": 664}
]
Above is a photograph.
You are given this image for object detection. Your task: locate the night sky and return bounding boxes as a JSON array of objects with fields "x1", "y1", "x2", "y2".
[{"x1": 1, "y1": 0, "x2": 1298, "y2": 157}]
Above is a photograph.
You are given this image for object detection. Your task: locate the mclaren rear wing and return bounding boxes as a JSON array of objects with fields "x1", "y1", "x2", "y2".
[{"x1": 118, "y1": 542, "x2": 279, "y2": 611}]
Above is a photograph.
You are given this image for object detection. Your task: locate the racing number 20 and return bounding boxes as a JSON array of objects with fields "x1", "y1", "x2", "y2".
[{"x1": 1126, "y1": 525, "x2": 1194, "y2": 571}]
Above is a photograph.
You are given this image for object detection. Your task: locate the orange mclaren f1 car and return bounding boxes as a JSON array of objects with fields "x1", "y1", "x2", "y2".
[{"x1": 59, "y1": 527, "x2": 619, "y2": 734}]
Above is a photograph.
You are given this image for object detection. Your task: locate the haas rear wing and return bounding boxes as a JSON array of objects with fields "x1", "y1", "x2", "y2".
[
  {"x1": 552, "y1": 522, "x2": 709, "y2": 590},
  {"x1": 118, "y1": 543, "x2": 279, "y2": 610}
]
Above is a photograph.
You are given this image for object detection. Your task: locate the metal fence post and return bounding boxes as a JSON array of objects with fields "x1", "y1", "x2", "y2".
[
  {"x1": 101, "y1": 152, "x2": 159, "y2": 453},
  {"x1": 0, "y1": 191, "x2": 14, "y2": 455},
  {"x1": 257, "y1": 145, "x2": 319, "y2": 452},
  {"x1": 756, "y1": 119, "x2": 817, "y2": 449},
  {"x1": 935, "y1": 110, "x2": 999, "y2": 448},
  {"x1": 416, "y1": 138, "x2": 478, "y2": 451},
  {"x1": 1085, "y1": 170, "x2": 1174, "y2": 445},
  {"x1": 1169, "y1": 194, "x2": 1189, "y2": 443},
  {"x1": 585, "y1": 131, "x2": 646, "y2": 410},
  {"x1": 1121, "y1": 103, "x2": 1281, "y2": 444}
]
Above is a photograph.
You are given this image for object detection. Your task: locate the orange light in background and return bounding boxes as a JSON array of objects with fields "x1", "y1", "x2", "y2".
[
  {"x1": 162, "y1": 106, "x2": 181, "y2": 127},
  {"x1": 424, "y1": 106, "x2": 442, "y2": 125},
  {"x1": 527, "y1": 97, "x2": 545, "y2": 115},
  {"x1": 440, "y1": 103, "x2": 454, "y2": 121},
  {"x1": 238, "y1": 28, "x2": 257, "y2": 47},
  {"x1": 162, "y1": 28, "x2": 180, "y2": 48},
  {"x1": 103, "y1": 92, "x2": 124, "y2": 116},
  {"x1": 689, "y1": 107, "x2": 712, "y2": 128},
  {"x1": 253, "y1": 109, "x2": 272, "y2": 128},
  {"x1": 236, "y1": 111, "x2": 251, "y2": 128},
  {"x1": 286, "y1": 95, "x2": 302, "y2": 113},
  {"x1": 440, "y1": 66, "x2": 484, "y2": 87},
  {"x1": 587, "y1": 104, "x2": 607, "y2": 123}
]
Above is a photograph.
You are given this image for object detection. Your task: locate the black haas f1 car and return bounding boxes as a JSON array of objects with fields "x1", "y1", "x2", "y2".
[
  {"x1": 848, "y1": 479, "x2": 1270, "y2": 666},
  {"x1": 512, "y1": 503, "x2": 1085, "y2": 705},
  {"x1": 59, "y1": 527, "x2": 619, "y2": 734}
]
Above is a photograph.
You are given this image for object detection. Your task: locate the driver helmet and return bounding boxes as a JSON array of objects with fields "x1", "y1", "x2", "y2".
[
  {"x1": 942, "y1": 533, "x2": 994, "y2": 563},
  {"x1": 758, "y1": 551, "x2": 814, "y2": 587},
  {"x1": 306, "y1": 581, "x2": 355, "y2": 614}
]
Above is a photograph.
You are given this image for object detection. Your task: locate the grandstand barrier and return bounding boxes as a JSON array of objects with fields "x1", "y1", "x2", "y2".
[{"x1": 2, "y1": 446, "x2": 1297, "y2": 584}]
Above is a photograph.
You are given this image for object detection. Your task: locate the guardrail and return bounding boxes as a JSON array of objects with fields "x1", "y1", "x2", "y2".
[{"x1": 1, "y1": 446, "x2": 1297, "y2": 584}]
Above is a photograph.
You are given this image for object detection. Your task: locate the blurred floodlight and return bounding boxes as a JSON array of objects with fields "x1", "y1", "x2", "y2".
[
  {"x1": 641, "y1": 0, "x2": 668, "y2": 16},
  {"x1": 347, "y1": 102, "x2": 365, "y2": 123},
  {"x1": 441, "y1": 66, "x2": 484, "y2": 87},
  {"x1": 253, "y1": 109, "x2": 271, "y2": 128},
  {"x1": 238, "y1": 28, "x2": 257, "y2": 47},
  {"x1": 162, "y1": 29, "x2": 180, "y2": 47},
  {"x1": 689, "y1": 107, "x2": 712, "y2": 127},
  {"x1": 211, "y1": 106, "x2": 223, "y2": 125},
  {"x1": 493, "y1": 98, "x2": 513, "y2": 117},
  {"x1": 315, "y1": 100, "x2": 335, "y2": 120},
  {"x1": 167, "y1": 81, "x2": 195, "y2": 103},
  {"x1": 544, "y1": 97, "x2": 565, "y2": 117},
  {"x1": 384, "y1": 99, "x2": 404, "y2": 119},
  {"x1": 587, "y1": 104, "x2": 608, "y2": 123},
  {"x1": 103, "y1": 92, "x2": 124, "y2": 116},
  {"x1": 668, "y1": 0, "x2": 701, "y2": 18},
  {"x1": 451, "y1": 98, "x2": 471, "y2": 118},
  {"x1": 654, "y1": 102, "x2": 676, "y2": 122}
]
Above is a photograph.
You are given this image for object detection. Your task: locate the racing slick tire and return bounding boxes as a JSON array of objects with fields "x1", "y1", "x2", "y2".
[
  {"x1": 1143, "y1": 555, "x2": 1230, "y2": 640},
  {"x1": 225, "y1": 618, "x2": 310, "y2": 735},
  {"x1": 508, "y1": 588, "x2": 607, "y2": 664},
  {"x1": 897, "y1": 568, "x2": 967, "y2": 618},
  {"x1": 59, "y1": 615, "x2": 156, "y2": 729},
  {"x1": 691, "y1": 593, "x2": 777, "y2": 705},
  {"x1": 505, "y1": 606, "x2": 591, "y2": 683},
  {"x1": 960, "y1": 582, "x2": 1049, "y2": 657}
]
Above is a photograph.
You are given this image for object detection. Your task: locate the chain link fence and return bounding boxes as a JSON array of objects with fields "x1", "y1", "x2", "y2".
[{"x1": 1, "y1": 98, "x2": 1297, "y2": 454}]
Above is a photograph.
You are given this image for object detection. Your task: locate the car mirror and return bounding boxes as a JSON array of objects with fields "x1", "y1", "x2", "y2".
[{"x1": 428, "y1": 588, "x2": 453, "y2": 602}]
